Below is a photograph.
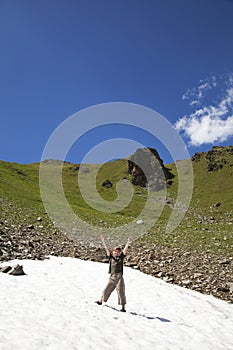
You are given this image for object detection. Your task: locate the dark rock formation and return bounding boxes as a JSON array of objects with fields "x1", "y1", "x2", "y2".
[
  {"x1": 128, "y1": 148, "x2": 173, "y2": 190},
  {"x1": 8, "y1": 264, "x2": 26, "y2": 275},
  {"x1": 206, "y1": 146, "x2": 233, "y2": 172},
  {"x1": 207, "y1": 161, "x2": 223, "y2": 172},
  {"x1": 0, "y1": 265, "x2": 12, "y2": 273},
  {"x1": 191, "y1": 152, "x2": 203, "y2": 162},
  {"x1": 192, "y1": 146, "x2": 233, "y2": 171}
]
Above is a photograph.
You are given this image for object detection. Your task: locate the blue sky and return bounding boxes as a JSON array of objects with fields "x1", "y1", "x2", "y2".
[{"x1": 1, "y1": 0, "x2": 233, "y2": 164}]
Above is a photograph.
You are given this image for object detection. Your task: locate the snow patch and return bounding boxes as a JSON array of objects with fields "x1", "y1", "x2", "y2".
[{"x1": 0, "y1": 257, "x2": 233, "y2": 350}]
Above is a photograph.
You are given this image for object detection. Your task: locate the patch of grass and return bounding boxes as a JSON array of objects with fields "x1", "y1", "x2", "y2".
[{"x1": 0, "y1": 161, "x2": 43, "y2": 211}]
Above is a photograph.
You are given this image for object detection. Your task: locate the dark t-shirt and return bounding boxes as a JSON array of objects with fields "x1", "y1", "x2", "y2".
[{"x1": 108, "y1": 252, "x2": 125, "y2": 274}]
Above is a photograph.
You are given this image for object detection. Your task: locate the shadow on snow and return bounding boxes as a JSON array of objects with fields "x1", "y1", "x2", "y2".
[{"x1": 105, "y1": 305, "x2": 171, "y2": 323}]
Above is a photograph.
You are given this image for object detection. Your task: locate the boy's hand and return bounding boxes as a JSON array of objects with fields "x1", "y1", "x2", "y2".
[
  {"x1": 123, "y1": 236, "x2": 133, "y2": 255},
  {"x1": 128, "y1": 236, "x2": 133, "y2": 244},
  {"x1": 100, "y1": 235, "x2": 110, "y2": 256}
]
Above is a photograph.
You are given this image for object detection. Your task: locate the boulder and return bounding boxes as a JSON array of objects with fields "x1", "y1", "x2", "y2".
[
  {"x1": 128, "y1": 148, "x2": 173, "y2": 190},
  {"x1": 8, "y1": 264, "x2": 26, "y2": 276},
  {"x1": 0, "y1": 265, "x2": 12, "y2": 273},
  {"x1": 102, "y1": 180, "x2": 113, "y2": 188}
]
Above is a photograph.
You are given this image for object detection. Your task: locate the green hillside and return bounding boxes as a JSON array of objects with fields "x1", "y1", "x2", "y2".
[{"x1": 1, "y1": 145, "x2": 233, "y2": 255}]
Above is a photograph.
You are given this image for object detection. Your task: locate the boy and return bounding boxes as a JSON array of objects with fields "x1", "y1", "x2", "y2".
[{"x1": 96, "y1": 235, "x2": 133, "y2": 312}]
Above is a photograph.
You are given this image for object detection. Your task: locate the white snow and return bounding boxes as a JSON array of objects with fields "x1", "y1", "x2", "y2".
[{"x1": 0, "y1": 256, "x2": 233, "y2": 350}]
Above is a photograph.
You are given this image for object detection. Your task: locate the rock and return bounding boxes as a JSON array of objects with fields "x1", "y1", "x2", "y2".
[
  {"x1": 163, "y1": 276, "x2": 174, "y2": 283},
  {"x1": 219, "y1": 259, "x2": 230, "y2": 265},
  {"x1": 193, "y1": 273, "x2": 204, "y2": 279},
  {"x1": 166, "y1": 199, "x2": 174, "y2": 205},
  {"x1": 217, "y1": 285, "x2": 230, "y2": 293},
  {"x1": 8, "y1": 264, "x2": 26, "y2": 275},
  {"x1": 183, "y1": 252, "x2": 191, "y2": 257},
  {"x1": 81, "y1": 168, "x2": 90, "y2": 173},
  {"x1": 102, "y1": 180, "x2": 113, "y2": 188},
  {"x1": 227, "y1": 282, "x2": 233, "y2": 293},
  {"x1": 148, "y1": 253, "x2": 155, "y2": 260},
  {"x1": 128, "y1": 147, "x2": 173, "y2": 190},
  {"x1": 136, "y1": 219, "x2": 144, "y2": 225},
  {"x1": 17, "y1": 170, "x2": 26, "y2": 176},
  {"x1": 207, "y1": 162, "x2": 222, "y2": 172},
  {"x1": 157, "y1": 272, "x2": 165, "y2": 278},
  {"x1": 191, "y1": 152, "x2": 203, "y2": 162},
  {"x1": 1, "y1": 266, "x2": 12, "y2": 273},
  {"x1": 214, "y1": 202, "x2": 221, "y2": 207},
  {"x1": 182, "y1": 279, "x2": 192, "y2": 286}
]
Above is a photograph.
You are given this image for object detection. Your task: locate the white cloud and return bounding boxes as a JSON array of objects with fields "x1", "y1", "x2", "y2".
[
  {"x1": 175, "y1": 114, "x2": 233, "y2": 146},
  {"x1": 182, "y1": 76, "x2": 217, "y2": 107},
  {"x1": 176, "y1": 74, "x2": 233, "y2": 146}
]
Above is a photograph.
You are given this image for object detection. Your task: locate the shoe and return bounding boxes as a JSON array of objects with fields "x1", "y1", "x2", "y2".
[
  {"x1": 120, "y1": 308, "x2": 126, "y2": 312},
  {"x1": 95, "y1": 301, "x2": 102, "y2": 305}
]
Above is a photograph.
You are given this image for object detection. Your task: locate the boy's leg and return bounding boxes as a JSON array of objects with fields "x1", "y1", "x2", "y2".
[
  {"x1": 116, "y1": 275, "x2": 126, "y2": 308},
  {"x1": 102, "y1": 275, "x2": 116, "y2": 303}
]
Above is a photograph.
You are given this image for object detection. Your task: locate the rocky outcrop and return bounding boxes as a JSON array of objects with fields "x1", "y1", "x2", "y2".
[
  {"x1": 192, "y1": 145, "x2": 233, "y2": 171},
  {"x1": 206, "y1": 148, "x2": 226, "y2": 172},
  {"x1": 128, "y1": 148, "x2": 173, "y2": 190},
  {"x1": 191, "y1": 152, "x2": 204, "y2": 162}
]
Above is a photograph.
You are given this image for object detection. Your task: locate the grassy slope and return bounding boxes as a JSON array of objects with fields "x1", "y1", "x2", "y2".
[
  {"x1": 0, "y1": 146, "x2": 232, "y2": 255},
  {"x1": 161, "y1": 149, "x2": 233, "y2": 254}
]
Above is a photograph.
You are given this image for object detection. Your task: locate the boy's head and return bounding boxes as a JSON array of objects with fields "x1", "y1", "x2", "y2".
[{"x1": 112, "y1": 246, "x2": 121, "y2": 256}]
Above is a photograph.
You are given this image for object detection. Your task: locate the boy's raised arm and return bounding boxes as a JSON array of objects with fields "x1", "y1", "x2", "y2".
[
  {"x1": 100, "y1": 235, "x2": 110, "y2": 256},
  {"x1": 123, "y1": 236, "x2": 133, "y2": 255}
]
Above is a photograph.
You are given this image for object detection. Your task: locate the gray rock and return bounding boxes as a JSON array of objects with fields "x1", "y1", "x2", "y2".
[
  {"x1": 102, "y1": 180, "x2": 113, "y2": 188},
  {"x1": 8, "y1": 264, "x2": 26, "y2": 276},
  {"x1": 1, "y1": 266, "x2": 12, "y2": 273},
  {"x1": 128, "y1": 147, "x2": 173, "y2": 190}
]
